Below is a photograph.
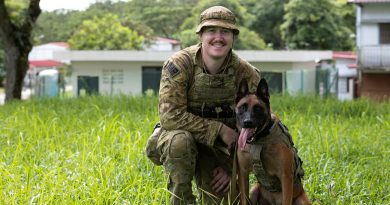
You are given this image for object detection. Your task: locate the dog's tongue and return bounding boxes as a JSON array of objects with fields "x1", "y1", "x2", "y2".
[{"x1": 238, "y1": 128, "x2": 255, "y2": 150}]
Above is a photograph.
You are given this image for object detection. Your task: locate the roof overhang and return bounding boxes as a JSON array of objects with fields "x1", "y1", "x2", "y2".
[
  {"x1": 53, "y1": 50, "x2": 333, "y2": 63},
  {"x1": 29, "y1": 60, "x2": 63, "y2": 68}
]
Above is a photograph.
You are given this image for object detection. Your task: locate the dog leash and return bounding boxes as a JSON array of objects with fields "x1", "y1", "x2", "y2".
[
  {"x1": 231, "y1": 141, "x2": 253, "y2": 205},
  {"x1": 230, "y1": 140, "x2": 238, "y2": 203}
]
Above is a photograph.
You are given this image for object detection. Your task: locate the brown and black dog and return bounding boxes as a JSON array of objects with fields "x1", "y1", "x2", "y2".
[{"x1": 235, "y1": 78, "x2": 311, "y2": 205}]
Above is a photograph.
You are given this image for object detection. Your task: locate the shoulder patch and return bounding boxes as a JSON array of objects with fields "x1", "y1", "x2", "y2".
[{"x1": 166, "y1": 61, "x2": 180, "y2": 77}]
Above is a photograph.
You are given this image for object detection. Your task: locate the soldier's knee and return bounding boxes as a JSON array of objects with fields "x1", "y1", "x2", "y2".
[{"x1": 169, "y1": 131, "x2": 197, "y2": 158}]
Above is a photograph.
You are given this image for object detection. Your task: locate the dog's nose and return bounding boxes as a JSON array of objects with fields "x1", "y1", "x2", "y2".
[{"x1": 243, "y1": 119, "x2": 253, "y2": 127}]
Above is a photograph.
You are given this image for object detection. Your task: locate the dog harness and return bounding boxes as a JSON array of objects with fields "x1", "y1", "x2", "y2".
[{"x1": 249, "y1": 120, "x2": 305, "y2": 192}]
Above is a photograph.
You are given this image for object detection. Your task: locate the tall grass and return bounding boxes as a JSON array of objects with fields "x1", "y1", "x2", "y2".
[{"x1": 0, "y1": 94, "x2": 388, "y2": 204}]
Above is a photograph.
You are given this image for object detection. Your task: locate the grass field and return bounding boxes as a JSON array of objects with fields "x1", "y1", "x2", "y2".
[{"x1": 0, "y1": 94, "x2": 389, "y2": 204}]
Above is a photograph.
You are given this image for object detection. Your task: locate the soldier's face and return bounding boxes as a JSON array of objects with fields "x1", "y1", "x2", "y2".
[{"x1": 200, "y1": 26, "x2": 234, "y2": 60}]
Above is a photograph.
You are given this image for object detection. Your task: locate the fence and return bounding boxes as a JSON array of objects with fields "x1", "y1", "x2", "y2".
[{"x1": 263, "y1": 67, "x2": 338, "y2": 97}]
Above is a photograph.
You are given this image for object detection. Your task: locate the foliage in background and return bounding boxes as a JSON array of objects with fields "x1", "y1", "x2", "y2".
[
  {"x1": 241, "y1": 0, "x2": 287, "y2": 49},
  {"x1": 178, "y1": 0, "x2": 266, "y2": 50},
  {"x1": 129, "y1": 0, "x2": 198, "y2": 38},
  {"x1": 336, "y1": 0, "x2": 356, "y2": 49},
  {"x1": 32, "y1": 0, "x2": 356, "y2": 51},
  {"x1": 4, "y1": 0, "x2": 28, "y2": 26},
  {"x1": 281, "y1": 0, "x2": 354, "y2": 50},
  {"x1": 68, "y1": 14, "x2": 144, "y2": 50},
  {"x1": 33, "y1": 10, "x2": 83, "y2": 44},
  {"x1": 0, "y1": 95, "x2": 389, "y2": 204}
]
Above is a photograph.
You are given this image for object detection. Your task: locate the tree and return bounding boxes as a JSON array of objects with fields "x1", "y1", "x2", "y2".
[
  {"x1": 178, "y1": 0, "x2": 266, "y2": 50},
  {"x1": 241, "y1": 0, "x2": 287, "y2": 49},
  {"x1": 68, "y1": 14, "x2": 144, "y2": 50},
  {"x1": 128, "y1": 0, "x2": 198, "y2": 38},
  {"x1": 86, "y1": 1, "x2": 155, "y2": 41},
  {"x1": 336, "y1": 0, "x2": 356, "y2": 49},
  {"x1": 234, "y1": 27, "x2": 266, "y2": 50},
  {"x1": 0, "y1": 0, "x2": 41, "y2": 102},
  {"x1": 281, "y1": 0, "x2": 354, "y2": 50},
  {"x1": 33, "y1": 10, "x2": 81, "y2": 44},
  {"x1": 0, "y1": 43, "x2": 4, "y2": 86}
]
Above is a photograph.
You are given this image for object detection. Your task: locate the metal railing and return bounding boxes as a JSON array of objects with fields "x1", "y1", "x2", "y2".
[{"x1": 358, "y1": 45, "x2": 390, "y2": 69}]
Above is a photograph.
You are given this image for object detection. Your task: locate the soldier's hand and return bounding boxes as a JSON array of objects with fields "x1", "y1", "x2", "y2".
[
  {"x1": 219, "y1": 124, "x2": 238, "y2": 149},
  {"x1": 211, "y1": 166, "x2": 230, "y2": 193}
]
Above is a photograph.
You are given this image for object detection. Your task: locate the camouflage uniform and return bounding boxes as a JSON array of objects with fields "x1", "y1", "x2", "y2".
[{"x1": 146, "y1": 6, "x2": 261, "y2": 205}]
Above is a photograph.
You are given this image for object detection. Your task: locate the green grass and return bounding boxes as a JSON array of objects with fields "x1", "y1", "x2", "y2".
[{"x1": 0, "y1": 94, "x2": 388, "y2": 204}]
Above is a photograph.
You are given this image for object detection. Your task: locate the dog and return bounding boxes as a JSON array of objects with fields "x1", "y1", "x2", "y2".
[{"x1": 234, "y1": 78, "x2": 311, "y2": 205}]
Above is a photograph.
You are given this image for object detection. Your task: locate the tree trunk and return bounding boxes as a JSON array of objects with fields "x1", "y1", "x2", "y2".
[
  {"x1": 4, "y1": 42, "x2": 31, "y2": 102},
  {"x1": 0, "y1": 0, "x2": 41, "y2": 103}
]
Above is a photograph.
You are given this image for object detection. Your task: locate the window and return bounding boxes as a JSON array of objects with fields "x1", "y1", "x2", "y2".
[
  {"x1": 102, "y1": 69, "x2": 123, "y2": 84},
  {"x1": 77, "y1": 76, "x2": 99, "y2": 96},
  {"x1": 379, "y1": 23, "x2": 390, "y2": 44},
  {"x1": 142, "y1": 67, "x2": 162, "y2": 93},
  {"x1": 262, "y1": 72, "x2": 283, "y2": 93}
]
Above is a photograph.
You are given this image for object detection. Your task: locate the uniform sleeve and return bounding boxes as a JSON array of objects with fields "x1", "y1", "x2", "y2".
[{"x1": 158, "y1": 54, "x2": 222, "y2": 147}]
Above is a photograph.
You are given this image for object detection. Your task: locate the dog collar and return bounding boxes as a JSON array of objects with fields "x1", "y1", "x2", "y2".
[{"x1": 247, "y1": 120, "x2": 276, "y2": 144}]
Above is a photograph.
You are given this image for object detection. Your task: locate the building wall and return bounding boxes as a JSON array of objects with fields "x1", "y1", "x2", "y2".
[
  {"x1": 71, "y1": 61, "x2": 162, "y2": 96},
  {"x1": 355, "y1": 2, "x2": 390, "y2": 101},
  {"x1": 70, "y1": 60, "x2": 324, "y2": 96},
  {"x1": 335, "y1": 58, "x2": 357, "y2": 100},
  {"x1": 55, "y1": 50, "x2": 333, "y2": 96},
  {"x1": 360, "y1": 73, "x2": 390, "y2": 101},
  {"x1": 29, "y1": 44, "x2": 68, "y2": 62},
  {"x1": 250, "y1": 62, "x2": 318, "y2": 72},
  {"x1": 292, "y1": 62, "x2": 317, "y2": 70},
  {"x1": 361, "y1": 4, "x2": 390, "y2": 21},
  {"x1": 250, "y1": 62, "x2": 292, "y2": 72},
  {"x1": 357, "y1": 3, "x2": 390, "y2": 47},
  {"x1": 359, "y1": 24, "x2": 379, "y2": 46}
]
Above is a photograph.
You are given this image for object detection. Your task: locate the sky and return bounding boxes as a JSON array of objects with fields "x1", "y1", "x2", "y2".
[{"x1": 39, "y1": 0, "x2": 99, "y2": 11}]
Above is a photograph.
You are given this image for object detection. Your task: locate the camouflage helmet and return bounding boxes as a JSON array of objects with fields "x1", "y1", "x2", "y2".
[{"x1": 196, "y1": 6, "x2": 239, "y2": 35}]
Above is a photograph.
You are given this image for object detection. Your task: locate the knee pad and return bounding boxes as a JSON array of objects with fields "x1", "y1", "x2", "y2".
[{"x1": 164, "y1": 131, "x2": 197, "y2": 184}]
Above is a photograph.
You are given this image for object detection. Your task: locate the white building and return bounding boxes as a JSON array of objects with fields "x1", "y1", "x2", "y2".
[
  {"x1": 146, "y1": 37, "x2": 181, "y2": 51},
  {"x1": 333, "y1": 51, "x2": 357, "y2": 100},
  {"x1": 26, "y1": 42, "x2": 69, "y2": 94},
  {"x1": 29, "y1": 42, "x2": 69, "y2": 62},
  {"x1": 53, "y1": 50, "x2": 333, "y2": 97}
]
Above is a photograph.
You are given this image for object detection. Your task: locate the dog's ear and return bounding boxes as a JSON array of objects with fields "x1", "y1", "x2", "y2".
[
  {"x1": 236, "y1": 79, "x2": 249, "y2": 103},
  {"x1": 257, "y1": 78, "x2": 270, "y2": 103}
]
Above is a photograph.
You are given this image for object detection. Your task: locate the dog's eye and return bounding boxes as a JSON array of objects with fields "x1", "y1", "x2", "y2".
[
  {"x1": 253, "y1": 105, "x2": 263, "y2": 114},
  {"x1": 238, "y1": 104, "x2": 248, "y2": 114}
]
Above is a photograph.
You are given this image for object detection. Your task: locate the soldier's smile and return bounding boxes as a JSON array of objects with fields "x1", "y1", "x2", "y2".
[{"x1": 201, "y1": 27, "x2": 233, "y2": 59}]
